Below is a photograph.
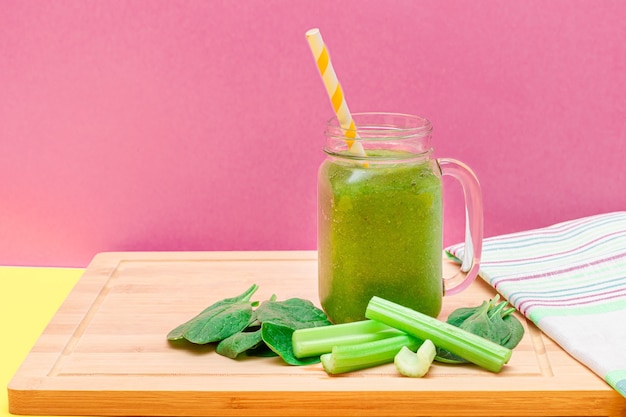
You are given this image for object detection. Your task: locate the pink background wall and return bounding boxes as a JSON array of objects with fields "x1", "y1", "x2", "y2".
[{"x1": 1, "y1": 0, "x2": 625, "y2": 267}]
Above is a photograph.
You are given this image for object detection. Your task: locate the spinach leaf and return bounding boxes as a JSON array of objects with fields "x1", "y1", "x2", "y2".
[
  {"x1": 495, "y1": 301, "x2": 525, "y2": 349},
  {"x1": 433, "y1": 348, "x2": 466, "y2": 364},
  {"x1": 167, "y1": 284, "x2": 259, "y2": 344},
  {"x1": 256, "y1": 298, "x2": 332, "y2": 329},
  {"x1": 167, "y1": 286, "x2": 332, "y2": 366},
  {"x1": 435, "y1": 296, "x2": 524, "y2": 364},
  {"x1": 485, "y1": 301, "x2": 513, "y2": 346},
  {"x1": 216, "y1": 328, "x2": 264, "y2": 359},
  {"x1": 502, "y1": 313, "x2": 525, "y2": 349},
  {"x1": 461, "y1": 300, "x2": 508, "y2": 342},
  {"x1": 215, "y1": 312, "x2": 263, "y2": 358},
  {"x1": 255, "y1": 298, "x2": 332, "y2": 365},
  {"x1": 445, "y1": 304, "x2": 481, "y2": 328},
  {"x1": 245, "y1": 342, "x2": 278, "y2": 357},
  {"x1": 261, "y1": 322, "x2": 322, "y2": 366}
]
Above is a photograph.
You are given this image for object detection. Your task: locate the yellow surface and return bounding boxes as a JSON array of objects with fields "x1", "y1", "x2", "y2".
[{"x1": 1, "y1": 266, "x2": 84, "y2": 417}]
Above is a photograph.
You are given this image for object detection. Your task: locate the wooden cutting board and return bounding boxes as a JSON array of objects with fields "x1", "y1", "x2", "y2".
[{"x1": 8, "y1": 251, "x2": 626, "y2": 417}]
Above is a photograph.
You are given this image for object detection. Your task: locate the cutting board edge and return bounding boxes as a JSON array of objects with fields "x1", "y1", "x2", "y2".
[{"x1": 8, "y1": 385, "x2": 625, "y2": 417}]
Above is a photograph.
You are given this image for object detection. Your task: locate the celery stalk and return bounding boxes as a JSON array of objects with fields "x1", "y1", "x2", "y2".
[
  {"x1": 292, "y1": 319, "x2": 403, "y2": 358},
  {"x1": 394, "y1": 339, "x2": 436, "y2": 378},
  {"x1": 365, "y1": 296, "x2": 512, "y2": 373},
  {"x1": 320, "y1": 334, "x2": 422, "y2": 375}
]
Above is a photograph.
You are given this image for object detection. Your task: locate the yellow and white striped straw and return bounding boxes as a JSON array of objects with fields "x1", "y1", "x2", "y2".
[{"x1": 305, "y1": 28, "x2": 366, "y2": 157}]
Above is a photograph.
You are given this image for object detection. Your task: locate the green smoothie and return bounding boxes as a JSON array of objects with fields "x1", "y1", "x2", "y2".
[{"x1": 318, "y1": 155, "x2": 443, "y2": 323}]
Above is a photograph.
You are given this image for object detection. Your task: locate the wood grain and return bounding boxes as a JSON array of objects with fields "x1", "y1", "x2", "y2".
[{"x1": 8, "y1": 251, "x2": 626, "y2": 416}]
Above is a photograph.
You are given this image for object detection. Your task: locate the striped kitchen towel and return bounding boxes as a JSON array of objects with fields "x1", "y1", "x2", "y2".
[{"x1": 446, "y1": 211, "x2": 626, "y2": 397}]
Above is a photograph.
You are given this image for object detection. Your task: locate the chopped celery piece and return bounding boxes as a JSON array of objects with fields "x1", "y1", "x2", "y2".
[
  {"x1": 292, "y1": 319, "x2": 403, "y2": 358},
  {"x1": 365, "y1": 296, "x2": 512, "y2": 373},
  {"x1": 394, "y1": 339, "x2": 436, "y2": 378},
  {"x1": 320, "y1": 334, "x2": 421, "y2": 375}
]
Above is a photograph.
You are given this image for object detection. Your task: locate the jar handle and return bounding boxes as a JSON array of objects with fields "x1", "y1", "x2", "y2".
[{"x1": 437, "y1": 158, "x2": 484, "y2": 295}]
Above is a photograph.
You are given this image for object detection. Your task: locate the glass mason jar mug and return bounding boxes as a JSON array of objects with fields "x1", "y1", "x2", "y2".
[{"x1": 318, "y1": 112, "x2": 483, "y2": 324}]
